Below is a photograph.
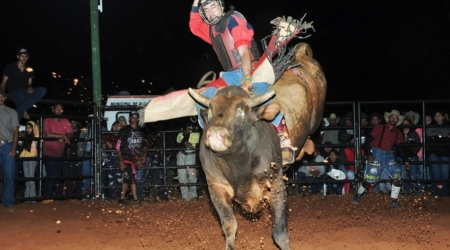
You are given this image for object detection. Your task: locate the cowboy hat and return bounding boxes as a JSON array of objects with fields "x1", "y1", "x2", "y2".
[
  {"x1": 326, "y1": 113, "x2": 340, "y2": 124},
  {"x1": 384, "y1": 110, "x2": 405, "y2": 126},
  {"x1": 327, "y1": 169, "x2": 346, "y2": 180},
  {"x1": 404, "y1": 111, "x2": 420, "y2": 125}
]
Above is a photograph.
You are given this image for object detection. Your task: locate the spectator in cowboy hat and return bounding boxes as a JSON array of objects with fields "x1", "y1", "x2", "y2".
[
  {"x1": 322, "y1": 113, "x2": 340, "y2": 145},
  {"x1": 405, "y1": 111, "x2": 420, "y2": 125}
]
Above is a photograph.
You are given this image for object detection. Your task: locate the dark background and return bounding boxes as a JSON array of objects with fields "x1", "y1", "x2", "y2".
[{"x1": 1, "y1": 0, "x2": 449, "y2": 105}]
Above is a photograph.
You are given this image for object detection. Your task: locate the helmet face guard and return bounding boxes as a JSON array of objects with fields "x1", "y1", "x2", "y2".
[{"x1": 198, "y1": 0, "x2": 225, "y2": 25}]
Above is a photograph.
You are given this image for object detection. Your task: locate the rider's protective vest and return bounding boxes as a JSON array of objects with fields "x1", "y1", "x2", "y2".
[{"x1": 209, "y1": 10, "x2": 261, "y2": 72}]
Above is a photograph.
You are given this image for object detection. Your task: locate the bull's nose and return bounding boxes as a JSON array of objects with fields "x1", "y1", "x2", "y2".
[
  {"x1": 206, "y1": 126, "x2": 231, "y2": 152},
  {"x1": 207, "y1": 127, "x2": 227, "y2": 139}
]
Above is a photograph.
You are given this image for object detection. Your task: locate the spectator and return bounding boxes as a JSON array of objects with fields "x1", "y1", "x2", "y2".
[
  {"x1": 423, "y1": 114, "x2": 433, "y2": 188},
  {"x1": 339, "y1": 118, "x2": 354, "y2": 144},
  {"x1": 80, "y1": 117, "x2": 93, "y2": 196},
  {"x1": 149, "y1": 153, "x2": 169, "y2": 201},
  {"x1": 298, "y1": 148, "x2": 325, "y2": 195},
  {"x1": 405, "y1": 111, "x2": 420, "y2": 127},
  {"x1": 176, "y1": 124, "x2": 200, "y2": 201},
  {"x1": 425, "y1": 111, "x2": 450, "y2": 197},
  {"x1": 354, "y1": 110, "x2": 410, "y2": 208},
  {"x1": 398, "y1": 118, "x2": 421, "y2": 195},
  {"x1": 118, "y1": 116, "x2": 127, "y2": 128},
  {"x1": 322, "y1": 113, "x2": 340, "y2": 145},
  {"x1": 0, "y1": 89, "x2": 19, "y2": 211},
  {"x1": 116, "y1": 111, "x2": 148, "y2": 206},
  {"x1": 324, "y1": 150, "x2": 346, "y2": 195},
  {"x1": 405, "y1": 111, "x2": 424, "y2": 192},
  {"x1": 425, "y1": 115, "x2": 432, "y2": 126},
  {"x1": 164, "y1": 153, "x2": 177, "y2": 200},
  {"x1": 63, "y1": 120, "x2": 83, "y2": 198},
  {"x1": 341, "y1": 139, "x2": 360, "y2": 195},
  {"x1": 0, "y1": 48, "x2": 46, "y2": 121},
  {"x1": 338, "y1": 117, "x2": 355, "y2": 165},
  {"x1": 320, "y1": 141, "x2": 333, "y2": 159},
  {"x1": 311, "y1": 117, "x2": 328, "y2": 144},
  {"x1": 360, "y1": 115, "x2": 369, "y2": 140},
  {"x1": 101, "y1": 121, "x2": 122, "y2": 200},
  {"x1": 19, "y1": 121, "x2": 39, "y2": 203},
  {"x1": 42, "y1": 104, "x2": 73, "y2": 203}
]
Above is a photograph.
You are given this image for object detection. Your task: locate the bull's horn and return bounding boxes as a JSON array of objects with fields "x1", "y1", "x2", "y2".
[
  {"x1": 188, "y1": 88, "x2": 211, "y2": 107},
  {"x1": 248, "y1": 90, "x2": 276, "y2": 107}
]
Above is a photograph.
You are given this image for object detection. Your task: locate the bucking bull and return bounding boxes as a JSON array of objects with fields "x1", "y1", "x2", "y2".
[{"x1": 140, "y1": 17, "x2": 326, "y2": 250}]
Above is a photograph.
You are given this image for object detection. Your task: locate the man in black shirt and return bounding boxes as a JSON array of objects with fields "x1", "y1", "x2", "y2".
[
  {"x1": 0, "y1": 48, "x2": 46, "y2": 121},
  {"x1": 116, "y1": 111, "x2": 148, "y2": 206}
]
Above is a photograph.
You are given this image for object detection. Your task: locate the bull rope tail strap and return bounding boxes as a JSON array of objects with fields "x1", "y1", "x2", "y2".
[{"x1": 261, "y1": 14, "x2": 315, "y2": 80}]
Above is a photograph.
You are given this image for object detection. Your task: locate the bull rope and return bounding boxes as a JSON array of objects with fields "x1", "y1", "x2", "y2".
[{"x1": 262, "y1": 14, "x2": 315, "y2": 80}]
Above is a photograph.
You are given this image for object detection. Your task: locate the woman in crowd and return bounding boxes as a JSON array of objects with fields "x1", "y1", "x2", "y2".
[
  {"x1": 19, "y1": 121, "x2": 39, "y2": 203},
  {"x1": 426, "y1": 111, "x2": 450, "y2": 197},
  {"x1": 399, "y1": 118, "x2": 422, "y2": 195}
]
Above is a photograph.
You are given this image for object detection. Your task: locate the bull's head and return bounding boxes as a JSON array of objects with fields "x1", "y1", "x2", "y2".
[{"x1": 188, "y1": 86, "x2": 280, "y2": 153}]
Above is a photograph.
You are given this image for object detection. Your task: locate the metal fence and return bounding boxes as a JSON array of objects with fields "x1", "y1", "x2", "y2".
[
  {"x1": 3, "y1": 99, "x2": 450, "y2": 202},
  {"x1": 287, "y1": 99, "x2": 450, "y2": 196}
]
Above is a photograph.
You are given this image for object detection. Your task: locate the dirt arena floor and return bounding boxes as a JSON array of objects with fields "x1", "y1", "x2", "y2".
[{"x1": 1, "y1": 193, "x2": 450, "y2": 250}]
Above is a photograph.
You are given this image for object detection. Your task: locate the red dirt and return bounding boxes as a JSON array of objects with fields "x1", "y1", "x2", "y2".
[{"x1": 1, "y1": 194, "x2": 450, "y2": 250}]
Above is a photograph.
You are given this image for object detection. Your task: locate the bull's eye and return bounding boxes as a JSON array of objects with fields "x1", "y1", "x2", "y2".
[{"x1": 237, "y1": 107, "x2": 245, "y2": 119}]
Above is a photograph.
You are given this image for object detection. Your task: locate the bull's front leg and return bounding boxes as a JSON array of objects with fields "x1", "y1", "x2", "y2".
[
  {"x1": 270, "y1": 168, "x2": 290, "y2": 250},
  {"x1": 208, "y1": 183, "x2": 238, "y2": 250}
]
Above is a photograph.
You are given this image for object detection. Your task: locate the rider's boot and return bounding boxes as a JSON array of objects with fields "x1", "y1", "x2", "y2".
[{"x1": 273, "y1": 115, "x2": 297, "y2": 165}]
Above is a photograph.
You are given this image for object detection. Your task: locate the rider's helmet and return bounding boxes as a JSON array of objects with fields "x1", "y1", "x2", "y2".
[{"x1": 198, "y1": 0, "x2": 225, "y2": 25}]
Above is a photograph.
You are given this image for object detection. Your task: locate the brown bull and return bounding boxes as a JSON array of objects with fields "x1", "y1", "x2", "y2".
[
  {"x1": 188, "y1": 42, "x2": 326, "y2": 250},
  {"x1": 271, "y1": 42, "x2": 327, "y2": 162}
]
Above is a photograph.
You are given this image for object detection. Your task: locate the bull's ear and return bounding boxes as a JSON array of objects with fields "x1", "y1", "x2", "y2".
[
  {"x1": 200, "y1": 109, "x2": 209, "y2": 127},
  {"x1": 254, "y1": 102, "x2": 281, "y2": 121}
]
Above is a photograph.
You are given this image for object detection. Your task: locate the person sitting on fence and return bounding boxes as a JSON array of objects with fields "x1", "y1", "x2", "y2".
[{"x1": 0, "y1": 48, "x2": 47, "y2": 121}]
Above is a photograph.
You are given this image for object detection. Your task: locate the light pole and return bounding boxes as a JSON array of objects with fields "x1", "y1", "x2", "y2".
[{"x1": 90, "y1": 0, "x2": 102, "y2": 106}]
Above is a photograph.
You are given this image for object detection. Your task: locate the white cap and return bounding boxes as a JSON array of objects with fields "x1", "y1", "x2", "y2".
[{"x1": 327, "y1": 169, "x2": 346, "y2": 180}]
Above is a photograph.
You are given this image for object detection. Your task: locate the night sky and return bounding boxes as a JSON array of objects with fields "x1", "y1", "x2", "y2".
[{"x1": 1, "y1": 0, "x2": 449, "y2": 104}]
